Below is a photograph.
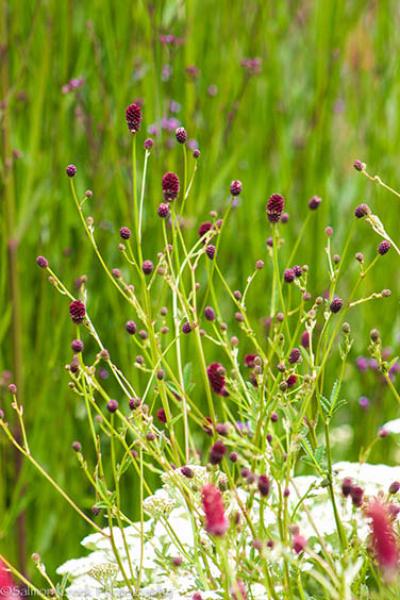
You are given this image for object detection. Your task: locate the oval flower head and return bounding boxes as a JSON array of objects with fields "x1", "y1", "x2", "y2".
[
  {"x1": 201, "y1": 483, "x2": 228, "y2": 536},
  {"x1": 366, "y1": 499, "x2": 399, "y2": 582}
]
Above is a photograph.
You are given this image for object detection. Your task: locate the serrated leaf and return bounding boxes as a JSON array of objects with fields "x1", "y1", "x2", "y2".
[{"x1": 320, "y1": 395, "x2": 330, "y2": 415}]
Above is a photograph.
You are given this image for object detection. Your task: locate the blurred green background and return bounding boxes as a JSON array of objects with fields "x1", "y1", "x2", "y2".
[{"x1": 1, "y1": 0, "x2": 400, "y2": 581}]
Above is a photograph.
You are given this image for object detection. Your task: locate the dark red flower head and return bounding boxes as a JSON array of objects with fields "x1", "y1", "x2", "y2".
[
  {"x1": 107, "y1": 399, "x2": 119, "y2": 413},
  {"x1": 205, "y1": 244, "x2": 216, "y2": 260},
  {"x1": 354, "y1": 203, "x2": 371, "y2": 219},
  {"x1": 204, "y1": 306, "x2": 216, "y2": 321},
  {"x1": 156, "y1": 408, "x2": 167, "y2": 424},
  {"x1": 330, "y1": 297, "x2": 343, "y2": 314},
  {"x1": 289, "y1": 348, "x2": 301, "y2": 364},
  {"x1": 162, "y1": 172, "x2": 180, "y2": 201},
  {"x1": 209, "y1": 440, "x2": 227, "y2": 465},
  {"x1": 119, "y1": 226, "x2": 131, "y2": 240},
  {"x1": 69, "y1": 300, "x2": 86, "y2": 324},
  {"x1": 308, "y1": 195, "x2": 321, "y2": 210},
  {"x1": 175, "y1": 127, "x2": 187, "y2": 144},
  {"x1": 244, "y1": 354, "x2": 258, "y2": 368},
  {"x1": 158, "y1": 203, "x2": 170, "y2": 218},
  {"x1": 341, "y1": 477, "x2": 353, "y2": 497},
  {"x1": 258, "y1": 474, "x2": 270, "y2": 497},
  {"x1": 301, "y1": 331, "x2": 310, "y2": 349},
  {"x1": 66, "y1": 164, "x2": 77, "y2": 177},
  {"x1": 201, "y1": 483, "x2": 228, "y2": 536},
  {"x1": 198, "y1": 221, "x2": 212, "y2": 239},
  {"x1": 207, "y1": 362, "x2": 228, "y2": 396},
  {"x1": 266, "y1": 193, "x2": 285, "y2": 223},
  {"x1": 230, "y1": 180, "x2": 242, "y2": 196},
  {"x1": 125, "y1": 102, "x2": 142, "y2": 133},
  {"x1": 350, "y1": 485, "x2": 364, "y2": 507},
  {"x1": 378, "y1": 240, "x2": 391, "y2": 255},
  {"x1": 284, "y1": 268, "x2": 295, "y2": 283},
  {"x1": 142, "y1": 260, "x2": 154, "y2": 275}
]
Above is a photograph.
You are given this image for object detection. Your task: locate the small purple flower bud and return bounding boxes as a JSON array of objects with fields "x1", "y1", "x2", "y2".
[
  {"x1": 341, "y1": 477, "x2": 353, "y2": 497},
  {"x1": 193, "y1": 149, "x2": 200, "y2": 159},
  {"x1": 258, "y1": 475, "x2": 270, "y2": 497},
  {"x1": 181, "y1": 466, "x2": 194, "y2": 478},
  {"x1": 389, "y1": 481, "x2": 400, "y2": 494},
  {"x1": 353, "y1": 160, "x2": 366, "y2": 172},
  {"x1": 301, "y1": 331, "x2": 310, "y2": 349},
  {"x1": 280, "y1": 212, "x2": 289, "y2": 223},
  {"x1": 289, "y1": 348, "x2": 301, "y2": 364},
  {"x1": 156, "y1": 408, "x2": 167, "y2": 423},
  {"x1": 8, "y1": 384, "x2": 17, "y2": 395},
  {"x1": 293, "y1": 265, "x2": 302, "y2": 277},
  {"x1": 36, "y1": 256, "x2": 48, "y2": 268},
  {"x1": 209, "y1": 440, "x2": 226, "y2": 465},
  {"x1": 182, "y1": 321, "x2": 192, "y2": 334},
  {"x1": 158, "y1": 203, "x2": 170, "y2": 218},
  {"x1": 107, "y1": 399, "x2": 119, "y2": 413},
  {"x1": 125, "y1": 320, "x2": 137, "y2": 335},
  {"x1": 350, "y1": 485, "x2": 364, "y2": 507},
  {"x1": 308, "y1": 195, "x2": 321, "y2": 210},
  {"x1": 284, "y1": 268, "x2": 295, "y2": 283},
  {"x1": 144, "y1": 138, "x2": 154, "y2": 150},
  {"x1": 142, "y1": 260, "x2": 154, "y2": 275},
  {"x1": 206, "y1": 244, "x2": 216, "y2": 260},
  {"x1": 129, "y1": 397, "x2": 141, "y2": 410},
  {"x1": 66, "y1": 164, "x2": 77, "y2": 177},
  {"x1": 354, "y1": 203, "x2": 371, "y2": 218},
  {"x1": 119, "y1": 227, "x2": 131, "y2": 240},
  {"x1": 330, "y1": 297, "x2": 343, "y2": 313},
  {"x1": 378, "y1": 240, "x2": 391, "y2": 255},
  {"x1": 359, "y1": 396, "x2": 369, "y2": 410},
  {"x1": 71, "y1": 339, "x2": 84, "y2": 353},
  {"x1": 72, "y1": 441, "x2": 82, "y2": 452},
  {"x1": 204, "y1": 306, "x2": 216, "y2": 321}
]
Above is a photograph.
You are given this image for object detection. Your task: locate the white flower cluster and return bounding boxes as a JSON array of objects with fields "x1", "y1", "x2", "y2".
[{"x1": 57, "y1": 462, "x2": 400, "y2": 599}]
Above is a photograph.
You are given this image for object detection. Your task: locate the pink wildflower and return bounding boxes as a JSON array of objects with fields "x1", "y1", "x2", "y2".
[
  {"x1": 201, "y1": 483, "x2": 228, "y2": 536},
  {"x1": 366, "y1": 499, "x2": 399, "y2": 581}
]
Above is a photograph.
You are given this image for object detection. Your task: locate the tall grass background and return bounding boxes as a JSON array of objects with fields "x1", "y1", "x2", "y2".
[{"x1": 1, "y1": 0, "x2": 400, "y2": 581}]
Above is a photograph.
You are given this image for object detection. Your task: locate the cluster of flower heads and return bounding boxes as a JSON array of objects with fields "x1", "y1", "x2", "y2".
[{"x1": 57, "y1": 461, "x2": 400, "y2": 598}]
